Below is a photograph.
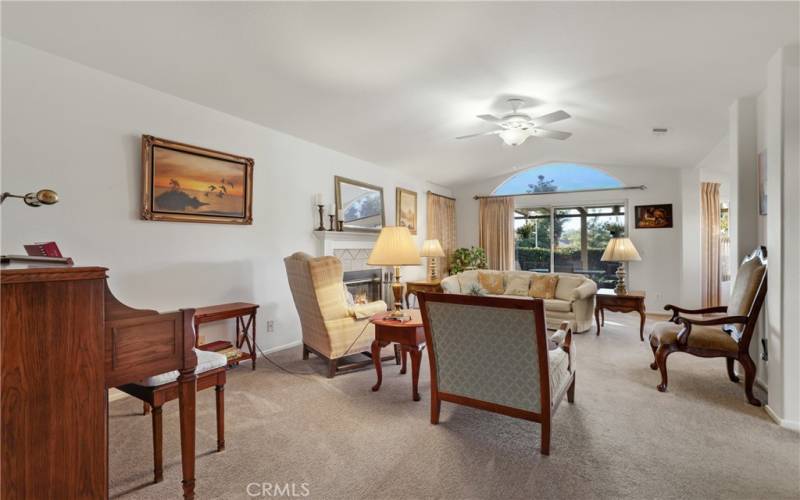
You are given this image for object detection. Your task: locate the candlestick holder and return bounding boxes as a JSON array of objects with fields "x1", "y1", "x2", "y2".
[
  {"x1": 328, "y1": 214, "x2": 335, "y2": 231},
  {"x1": 337, "y1": 220, "x2": 344, "y2": 231},
  {"x1": 316, "y1": 204, "x2": 325, "y2": 231}
]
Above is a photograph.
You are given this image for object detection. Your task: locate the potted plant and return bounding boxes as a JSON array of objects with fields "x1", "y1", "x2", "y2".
[{"x1": 450, "y1": 246, "x2": 488, "y2": 274}]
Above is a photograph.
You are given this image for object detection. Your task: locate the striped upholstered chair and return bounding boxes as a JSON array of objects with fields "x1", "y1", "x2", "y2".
[
  {"x1": 284, "y1": 252, "x2": 394, "y2": 377},
  {"x1": 418, "y1": 292, "x2": 575, "y2": 455}
]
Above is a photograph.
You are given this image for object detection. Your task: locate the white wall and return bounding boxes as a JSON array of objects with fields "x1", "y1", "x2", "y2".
[
  {"x1": 764, "y1": 45, "x2": 800, "y2": 429},
  {"x1": 451, "y1": 164, "x2": 683, "y2": 311},
  {"x1": 0, "y1": 40, "x2": 450, "y2": 349}
]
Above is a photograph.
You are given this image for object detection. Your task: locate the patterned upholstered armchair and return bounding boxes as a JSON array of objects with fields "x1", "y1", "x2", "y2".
[
  {"x1": 284, "y1": 252, "x2": 393, "y2": 377},
  {"x1": 648, "y1": 247, "x2": 767, "y2": 405},
  {"x1": 418, "y1": 292, "x2": 576, "y2": 455}
]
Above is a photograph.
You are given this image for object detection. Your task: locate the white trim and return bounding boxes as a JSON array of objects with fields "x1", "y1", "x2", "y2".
[
  {"x1": 765, "y1": 405, "x2": 800, "y2": 432},
  {"x1": 312, "y1": 230, "x2": 378, "y2": 256}
]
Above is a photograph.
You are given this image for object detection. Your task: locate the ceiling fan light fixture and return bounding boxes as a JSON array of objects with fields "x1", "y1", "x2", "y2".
[{"x1": 500, "y1": 128, "x2": 529, "y2": 146}]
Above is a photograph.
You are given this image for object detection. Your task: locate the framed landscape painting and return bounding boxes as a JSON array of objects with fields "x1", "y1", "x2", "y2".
[
  {"x1": 634, "y1": 204, "x2": 673, "y2": 229},
  {"x1": 396, "y1": 187, "x2": 418, "y2": 234},
  {"x1": 141, "y1": 135, "x2": 254, "y2": 224}
]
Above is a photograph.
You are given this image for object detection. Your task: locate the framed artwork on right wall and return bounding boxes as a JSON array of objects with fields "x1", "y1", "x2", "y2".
[
  {"x1": 634, "y1": 204, "x2": 673, "y2": 229},
  {"x1": 758, "y1": 150, "x2": 767, "y2": 215}
]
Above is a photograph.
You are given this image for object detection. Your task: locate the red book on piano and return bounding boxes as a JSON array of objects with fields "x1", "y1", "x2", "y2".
[{"x1": 24, "y1": 241, "x2": 63, "y2": 258}]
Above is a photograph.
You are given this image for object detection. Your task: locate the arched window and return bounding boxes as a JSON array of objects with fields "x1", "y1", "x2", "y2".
[{"x1": 493, "y1": 163, "x2": 623, "y2": 195}]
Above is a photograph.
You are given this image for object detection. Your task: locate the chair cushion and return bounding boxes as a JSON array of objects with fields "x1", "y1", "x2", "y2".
[
  {"x1": 548, "y1": 348, "x2": 572, "y2": 402},
  {"x1": 728, "y1": 256, "x2": 766, "y2": 316},
  {"x1": 138, "y1": 348, "x2": 228, "y2": 387},
  {"x1": 554, "y1": 274, "x2": 586, "y2": 301},
  {"x1": 649, "y1": 321, "x2": 739, "y2": 353},
  {"x1": 478, "y1": 271, "x2": 505, "y2": 294},
  {"x1": 530, "y1": 274, "x2": 558, "y2": 299}
]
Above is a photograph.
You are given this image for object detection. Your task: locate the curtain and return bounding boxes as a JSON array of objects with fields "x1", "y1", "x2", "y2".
[
  {"x1": 479, "y1": 196, "x2": 515, "y2": 271},
  {"x1": 701, "y1": 182, "x2": 721, "y2": 307},
  {"x1": 426, "y1": 192, "x2": 457, "y2": 274}
]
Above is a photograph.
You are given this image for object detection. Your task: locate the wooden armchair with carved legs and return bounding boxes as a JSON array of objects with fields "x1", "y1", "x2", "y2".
[{"x1": 648, "y1": 247, "x2": 767, "y2": 406}]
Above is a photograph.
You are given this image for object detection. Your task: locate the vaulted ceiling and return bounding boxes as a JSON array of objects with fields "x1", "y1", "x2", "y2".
[{"x1": 3, "y1": 2, "x2": 798, "y2": 186}]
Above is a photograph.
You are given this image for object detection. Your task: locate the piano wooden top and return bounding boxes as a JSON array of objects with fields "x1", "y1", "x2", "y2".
[{"x1": 1, "y1": 264, "x2": 107, "y2": 284}]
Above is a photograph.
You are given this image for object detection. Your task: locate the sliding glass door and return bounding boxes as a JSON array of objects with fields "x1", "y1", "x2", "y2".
[{"x1": 515, "y1": 203, "x2": 625, "y2": 287}]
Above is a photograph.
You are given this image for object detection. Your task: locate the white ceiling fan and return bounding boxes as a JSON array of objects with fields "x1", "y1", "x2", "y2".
[{"x1": 457, "y1": 98, "x2": 572, "y2": 146}]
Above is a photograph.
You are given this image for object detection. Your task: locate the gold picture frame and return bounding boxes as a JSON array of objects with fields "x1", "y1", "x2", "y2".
[
  {"x1": 334, "y1": 176, "x2": 385, "y2": 232},
  {"x1": 396, "y1": 187, "x2": 418, "y2": 235},
  {"x1": 142, "y1": 135, "x2": 254, "y2": 224}
]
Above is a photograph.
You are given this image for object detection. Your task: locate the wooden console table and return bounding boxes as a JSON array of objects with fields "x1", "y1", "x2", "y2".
[
  {"x1": 595, "y1": 289, "x2": 646, "y2": 341},
  {"x1": 195, "y1": 302, "x2": 259, "y2": 370},
  {"x1": 404, "y1": 279, "x2": 442, "y2": 309}
]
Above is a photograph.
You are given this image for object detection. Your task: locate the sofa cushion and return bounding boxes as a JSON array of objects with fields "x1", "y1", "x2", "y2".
[
  {"x1": 478, "y1": 271, "x2": 505, "y2": 294},
  {"x1": 457, "y1": 270, "x2": 480, "y2": 292},
  {"x1": 543, "y1": 299, "x2": 572, "y2": 313},
  {"x1": 554, "y1": 274, "x2": 586, "y2": 301},
  {"x1": 504, "y1": 276, "x2": 531, "y2": 296},
  {"x1": 548, "y1": 348, "x2": 572, "y2": 402},
  {"x1": 530, "y1": 274, "x2": 559, "y2": 299}
]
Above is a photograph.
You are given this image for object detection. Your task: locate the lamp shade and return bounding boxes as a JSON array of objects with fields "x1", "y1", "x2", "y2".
[
  {"x1": 420, "y1": 239, "x2": 445, "y2": 257},
  {"x1": 367, "y1": 226, "x2": 421, "y2": 266},
  {"x1": 601, "y1": 237, "x2": 641, "y2": 262}
]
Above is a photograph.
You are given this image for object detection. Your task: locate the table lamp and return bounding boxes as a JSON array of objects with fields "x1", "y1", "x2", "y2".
[
  {"x1": 601, "y1": 236, "x2": 641, "y2": 295},
  {"x1": 420, "y1": 239, "x2": 445, "y2": 281},
  {"x1": 368, "y1": 226, "x2": 420, "y2": 315}
]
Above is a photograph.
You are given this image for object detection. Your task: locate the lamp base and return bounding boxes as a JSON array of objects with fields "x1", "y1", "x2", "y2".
[
  {"x1": 391, "y1": 267, "x2": 404, "y2": 312},
  {"x1": 427, "y1": 258, "x2": 439, "y2": 281},
  {"x1": 614, "y1": 263, "x2": 628, "y2": 295}
]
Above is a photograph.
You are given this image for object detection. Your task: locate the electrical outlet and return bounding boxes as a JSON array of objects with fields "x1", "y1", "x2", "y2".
[{"x1": 266, "y1": 320, "x2": 274, "y2": 332}]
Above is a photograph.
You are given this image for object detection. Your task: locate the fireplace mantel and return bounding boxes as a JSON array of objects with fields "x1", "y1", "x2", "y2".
[{"x1": 312, "y1": 230, "x2": 379, "y2": 257}]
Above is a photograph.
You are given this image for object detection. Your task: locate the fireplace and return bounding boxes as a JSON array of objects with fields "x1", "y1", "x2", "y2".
[{"x1": 343, "y1": 269, "x2": 383, "y2": 304}]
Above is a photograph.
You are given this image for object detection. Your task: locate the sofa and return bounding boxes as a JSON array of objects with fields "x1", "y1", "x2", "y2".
[{"x1": 441, "y1": 270, "x2": 597, "y2": 332}]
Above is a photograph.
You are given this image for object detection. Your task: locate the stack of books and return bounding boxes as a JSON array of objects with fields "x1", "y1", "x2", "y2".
[{"x1": 198, "y1": 340, "x2": 244, "y2": 365}]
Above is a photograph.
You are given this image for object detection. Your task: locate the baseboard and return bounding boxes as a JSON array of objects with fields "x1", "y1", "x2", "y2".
[{"x1": 765, "y1": 405, "x2": 800, "y2": 432}]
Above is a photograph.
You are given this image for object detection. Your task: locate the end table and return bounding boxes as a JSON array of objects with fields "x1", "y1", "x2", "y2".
[
  {"x1": 370, "y1": 310, "x2": 426, "y2": 401},
  {"x1": 404, "y1": 279, "x2": 443, "y2": 309},
  {"x1": 595, "y1": 289, "x2": 646, "y2": 341}
]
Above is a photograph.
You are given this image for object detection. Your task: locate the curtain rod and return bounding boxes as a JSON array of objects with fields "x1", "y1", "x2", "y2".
[
  {"x1": 473, "y1": 185, "x2": 647, "y2": 200},
  {"x1": 427, "y1": 190, "x2": 456, "y2": 201}
]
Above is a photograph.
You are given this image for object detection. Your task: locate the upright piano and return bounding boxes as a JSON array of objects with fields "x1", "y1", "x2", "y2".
[{"x1": 1, "y1": 264, "x2": 198, "y2": 498}]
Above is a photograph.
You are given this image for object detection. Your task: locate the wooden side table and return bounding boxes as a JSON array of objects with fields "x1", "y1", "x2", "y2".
[
  {"x1": 195, "y1": 302, "x2": 259, "y2": 369},
  {"x1": 404, "y1": 279, "x2": 442, "y2": 309},
  {"x1": 594, "y1": 289, "x2": 646, "y2": 341},
  {"x1": 370, "y1": 310, "x2": 426, "y2": 401}
]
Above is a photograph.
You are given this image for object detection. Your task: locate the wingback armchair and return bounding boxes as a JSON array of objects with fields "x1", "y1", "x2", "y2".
[
  {"x1": 284, "y1": 252, "x2": 393, "y2": 377},
  {"x1": 418, "y1": 292, "x2": 576, "y2": 455},
  {"x1": 648, "y1": 247, "x2": 767, "y2": 405}
]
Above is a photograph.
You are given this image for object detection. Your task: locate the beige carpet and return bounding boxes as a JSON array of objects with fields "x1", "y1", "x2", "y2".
[{"x1": 109, "y1": 313, "x2": 800, "y2": 499}]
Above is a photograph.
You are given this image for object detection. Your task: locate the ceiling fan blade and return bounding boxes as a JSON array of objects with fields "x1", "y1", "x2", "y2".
[
  {"x1": 527, "y1": 110, "x2": 571, "y2": 127},
  {"x1": 530, "y1": 128, "x2": 572, "y2": 140},
  {"x1": 476, "y1": 114, "x2": 502, "y2": 123},
  {"x1": 456, "y1": 129, "x2": 502, "y2": 140}
]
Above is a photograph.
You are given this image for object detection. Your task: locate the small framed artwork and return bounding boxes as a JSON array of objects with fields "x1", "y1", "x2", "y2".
[
  {"x1": 142, "y1": 135, "x2": 254, "y2": 224},
  {"x1": 634, "y1": 204, "x2": 673, "y2": 229},
  {"x1": 758, "y1": 150, "x2": 767, "y2": 215},
  {"x1": 396, "y1": 187, "x2": 418, "y2": 234}
]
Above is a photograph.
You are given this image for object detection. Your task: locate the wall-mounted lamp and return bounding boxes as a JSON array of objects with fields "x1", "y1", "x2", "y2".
[{"x1": 1, "y1": 189, "x2": 59, "y2": 207}]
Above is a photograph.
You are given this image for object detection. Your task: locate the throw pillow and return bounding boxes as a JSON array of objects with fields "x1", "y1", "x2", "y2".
[
  {"x1": 529, "y1": 274, "x2": 559, "y2": 299},
  {"x1": 504, "y1": 276, "x2": 531, "y2": 296},
  {"x1": 478, "y1": 271, "x2": 504, "y2": 294},
  {"x1": 554, "y1": 274, "x2": 586, "y2": 301}
]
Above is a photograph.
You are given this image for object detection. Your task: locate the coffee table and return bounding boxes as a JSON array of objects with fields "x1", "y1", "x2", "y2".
[{"x1": 370, "y1": 310, "x2": 426, "y2": 401}]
